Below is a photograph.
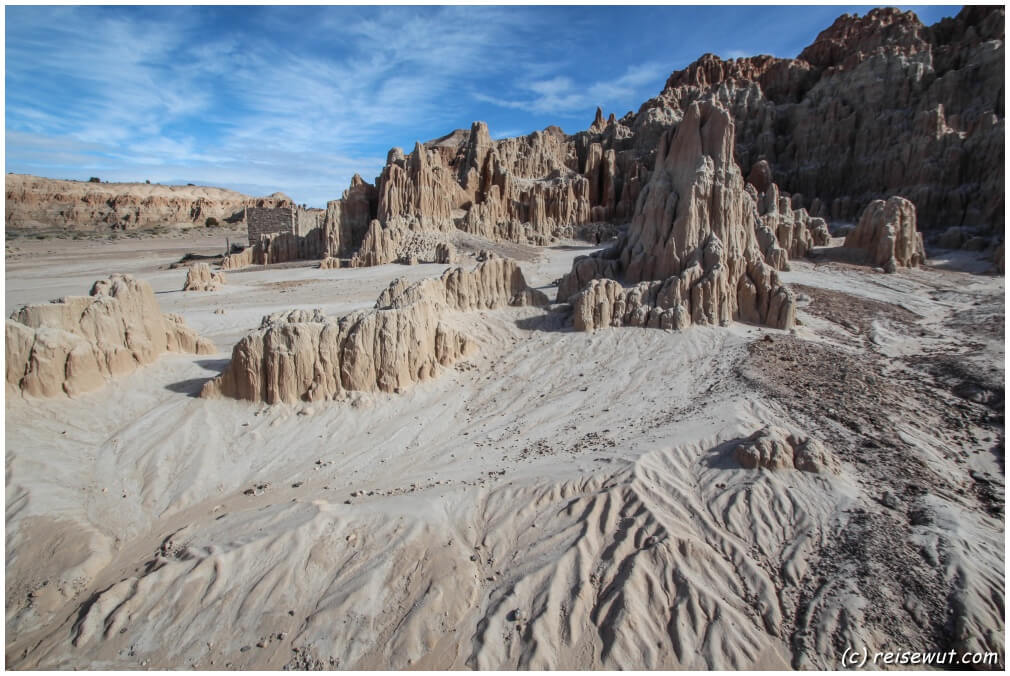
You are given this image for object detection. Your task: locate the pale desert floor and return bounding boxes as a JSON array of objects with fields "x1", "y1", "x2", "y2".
[{"x1": 4, "y1": 232, "x2": 1005, "y2": 669}]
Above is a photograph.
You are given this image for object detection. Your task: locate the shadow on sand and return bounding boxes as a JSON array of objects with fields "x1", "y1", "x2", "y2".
[{"x1": 165, "y1": 358, "x2": 230, "y2": 397}]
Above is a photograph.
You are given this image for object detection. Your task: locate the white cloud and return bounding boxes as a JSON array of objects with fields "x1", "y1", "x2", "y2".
[
  {"x1": 475, "y1": 62, "x2": 669, "y2": 117},
  {"x1": 4, "y1": 6, "x2": 663, "y2": 205}
]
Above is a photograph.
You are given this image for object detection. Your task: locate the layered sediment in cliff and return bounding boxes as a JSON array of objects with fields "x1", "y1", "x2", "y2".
[
  {"x1": 5, "y1": 175, "x2": 292, "y2": 231},
  {"x1": 629, "y1": 6, "x2": 1003, "y2": 232},
  {"x1": 341, "y1": 4, "x2": 1001, "y2": 269}
]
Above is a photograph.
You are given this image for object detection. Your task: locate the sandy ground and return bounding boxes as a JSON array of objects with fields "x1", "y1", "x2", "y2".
[{"x1": 4, "y1": 234, "x2": 1005, "y2": 669}]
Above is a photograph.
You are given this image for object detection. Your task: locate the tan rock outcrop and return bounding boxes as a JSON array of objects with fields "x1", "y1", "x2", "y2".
[
  {"x1": 350, "y1": 220, "x2": 460, "y2": 267},
  {"x1": 844, "y1": 196, "x2": 926, "y2": 272},
  {"x1": 200, "y1": 300, "x2": 474, "y2": 404},
  {"x1": 220, "y1": 246, "x2": 256, "y2": 271},
  {"x1": 560, "y1": 100, "x2": 795, "y2": 332},
  {"x1": 319, "y1": 256, "x2": 342, "y2": 270},
  {"x1": 203, "y1": 258, "x2": 546, "y2": 403},
  {"x1": 323, "y1": 174, "x2": 377, "y2": 258},
  {"x1": 5, "y1": 174, "x2": 291, "y2": 231},
  {"x1": 733, "y1": 426, "x2": 839, "y2": 474},
  {"x1": 750, "y1": 183, "x2": 832, "y2": 270},
  {"x1": 434, "y1": 242, "x2": 457, "y2": 264},
  {"x1": 375, "y1": 257, "x2": 550, "y2": 311},
  {"x1": 183, "y1": 263, "x2": 226, "y2": 291},
  {"x1": 334, "y1": 119, "x2": 633, "y2": 261},
  {"x1": 7, "y1": 274, "x2": 214, "y2": 398}
]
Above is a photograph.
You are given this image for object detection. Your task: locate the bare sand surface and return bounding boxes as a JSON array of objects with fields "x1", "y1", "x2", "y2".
[{"x1": 5, "y1": 235, "x2": 1004, "y2": 669}]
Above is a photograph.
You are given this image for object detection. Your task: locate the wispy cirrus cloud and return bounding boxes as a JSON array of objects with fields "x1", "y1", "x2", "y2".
[
  {"x1": 5, "y1": 5, "x2": 565, "y2": 204},
  {"x1": 473, "y1": 62, "x2": 669, "y2": 117},
  {"x1": 8, "y1": 5, "x2": 954, "y2": 205}
]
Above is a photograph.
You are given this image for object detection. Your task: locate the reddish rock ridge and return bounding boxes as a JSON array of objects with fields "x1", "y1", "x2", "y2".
[{"x1": 5, "y1": 174, "x2": 293, "y2": 231}]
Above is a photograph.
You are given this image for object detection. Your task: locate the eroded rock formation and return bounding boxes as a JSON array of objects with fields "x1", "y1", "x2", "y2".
[
  {"x1": 559, "y1": 101, "x2": 795, "y2": 332},
  {"x1": 844, "y1": 196, "x2": 926, "y2": 272},
  {"x1": 749, "y1": 182, "x2": 832, "y2": 270},
  {"x1": 733, "y1": 426, "x2": 839, "y2": 474},
  {"x1": 5, "y1": 174, "x2": 291, "y2": 231},
  {"x1": 328, "y1": 5, "x2": 1001, "y2": 271},
  {"x1": 183, "y1": 263, "x2": 226, "y2": 291},
  {"x1": 631, "y1": 6, "x2": 1004, "y2": 232},
  {"x1": 202, "y1": 258, "x2": 547, "y2": 403},
  {"x1": 339, "y1": 117, "x2": 647, "y2": 265},
  {"x1": 7, "y1": 274, "x2": 214, "y2": 397},
  {"x1": 323, "y1": 174, "x2": 378, "y2": 258}
]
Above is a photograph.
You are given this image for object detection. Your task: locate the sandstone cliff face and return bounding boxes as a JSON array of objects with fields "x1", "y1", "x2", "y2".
[
  {"x1": 323, "y1": 174, "x2": 378, "y2": 258},
  {"x1": 7, "y1": 274, "x2": 215, "y2": 398},
  {"x1": 345, "y1": 119, "x2": 643, "y2": 266},
  {"x1": 560, "y1": 101, "x2": 795, "y2": 332},
  {"x1": 183, "y1": 263, "x2": 226, "y2": 291},
  {"x1": 202, "y1": 258, "x2": 547, "y2": 403},
  {"x1": 5, "y1": 174, "x2": 292, "y2": 231},
  {"x1": 844, "y1": 196, "x2": 926, "y2": 272}
]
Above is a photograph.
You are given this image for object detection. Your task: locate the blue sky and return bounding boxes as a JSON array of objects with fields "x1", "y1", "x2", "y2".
[{"x1": 6, "y1": 5, "x2": 961, "y2": 207}]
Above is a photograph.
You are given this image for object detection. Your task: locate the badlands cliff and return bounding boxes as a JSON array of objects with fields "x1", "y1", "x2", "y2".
[
  {"x1": 202, "y1": 257, "x2": 548, "y2": 403},
  {"x1": 316, "y1": 5, "x2": 1001, "y2": 270},
  {"x1": 5, "y1": 174, "x2": 292, "y2": 231},
  {"x1": 7, "y1": 7, "x2": 1001, "y2": 268},
  {"x1": 6, "y1": 274, "x2": 214, "y2": 397},
  {"x1": 636, "y1": 6, "x2": 1004, "y2": 231}
]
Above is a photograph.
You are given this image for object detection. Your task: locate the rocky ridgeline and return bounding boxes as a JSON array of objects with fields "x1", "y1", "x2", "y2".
[
  {"x1": 558, "y1": 101, "x2": 795, "y2": 332},
  {"x1": 7, "y1": 8, "x2": 1000, "y2": 270},
  {"x1": 201, "y1": 257, "x2": 548, "y2": 403},
  {"x1": 6, "y1": 275, "x2": 214, "y2": 397},
  {"x1": 635, "y1": 6, "x2": 1003, "y2": 231},
  {"x1": 5, "y1": 174, "x2": 292, "y2": 231},
  {"x1": 315, "y1": 6, "x2": 1001, "y2": 269}
]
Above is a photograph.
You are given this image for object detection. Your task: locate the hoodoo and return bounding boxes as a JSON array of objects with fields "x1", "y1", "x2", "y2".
[{"x1": 558, "y1": 100, "x2": 795, "y2": 331}]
